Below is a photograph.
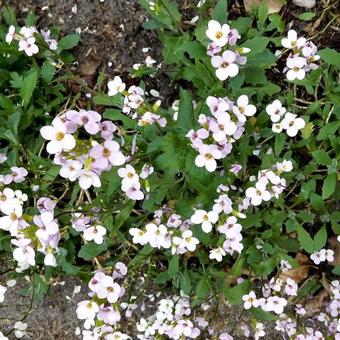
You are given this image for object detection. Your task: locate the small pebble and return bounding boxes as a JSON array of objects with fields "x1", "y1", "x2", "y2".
[{"x1": 292, "y1": 0, "x2": 316, "y2": 9}]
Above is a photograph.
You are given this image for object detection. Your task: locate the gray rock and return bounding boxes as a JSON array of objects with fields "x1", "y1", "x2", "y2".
[{"x1": 292, "y1": 0, "x2": 316, "y2": 8}]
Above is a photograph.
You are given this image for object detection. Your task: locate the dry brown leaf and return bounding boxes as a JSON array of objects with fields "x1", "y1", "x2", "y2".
[
  {"x1": 243, "y1": 0, "x2": 285, "y2": 14},
  {"x1": 280, "y1": 265, "x2": 312, "y2": 283},
  {"x1": 328, "y1": 236, "x2": 340, "y2": 266},
  {"x1": 296, "y1": 252, "x2": 312, "y2": 265},
  {"x1": 304, "y1": 289, "x2": 328, "y2": 317}
]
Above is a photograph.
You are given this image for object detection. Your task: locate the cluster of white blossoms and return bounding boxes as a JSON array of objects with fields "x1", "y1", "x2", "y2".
[
  {"x1": 129, "y1": 207, "x2": 200, "y2": 255},
  {"x1": 40, "y1": 111, "x2": 129, "y2": 191},
  {"x1": 266, "y1": 100, "x2": 305, "y2": 137},
  {"x1": 205, "y1": 20, "x2": 250, "y2": 81},
  {"x1": 281, "y1": 30, "x2": 319, "y2": 81},
  {"x1": 118, "y1": 164, "x2": 153, "y2": 201},
  {"x1": 187, "y1": 95, "x2": 256, "y2": 172},
  {"x1": 71, "y1": 210, "x2": 107, "y2": 245},
  {"x1": 6, "y1": 24, "x2": 58, "y2": 56},
  {"x1": 76, "y1": 263, "x2": 130, "y2": 340},
  {"x1": 107, "y1": 76, "x2": 167, "y2": 127},
  {"x1": 136, "y1": 294, "x2": 202, "y2": 339},
  {"x1": 310, "y1": 248, "x2": 334, "y2": 265},
  {"x1": 0, "y1": 177, "x2": 61, "y2": 270},
  {"x1": 245, "y1": 160, "x2": 293, "y2": 207}
]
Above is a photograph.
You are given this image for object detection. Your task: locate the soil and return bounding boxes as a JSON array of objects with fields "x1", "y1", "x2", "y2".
[{"x1": 0, "y1": 0, "x2": 338, "y2": 339}]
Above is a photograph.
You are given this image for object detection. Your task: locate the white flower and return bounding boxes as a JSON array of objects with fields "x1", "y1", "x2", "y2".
[
  {"x1": 281, "y1": 112, "x2": 305, "y2": 137},
  {"x1": 12, "y1": 238, "x2": 35, "y2": 266},
  {"x1": 191, "y1": 209, "x2": 218, "y2": 233},
  {"x1": 0, "y1": 331, "x2": 8, "y2": 340},
  {"x1": 40, "y1": 118, "x2": 76, "y2": 154},
  {"x1": 281, "y1": 30, "x2": 306, "y2": 50},
  {"x1": 83, "y1": 225, "x2": 106, "y2": 244},
  {"x1": 209, "y1": 247, "x2": 226, "y2": 262},
  {"x1": 44, "y1": 252, "x2": 57, "y2": 267},
  {"x1": 266, "y1": 100, "x2": 286, "y2": 123},
  {"x1": 76, "y1": 300, "x2": 99, "y2": 320},
  {"x1": 265, "y1": 296, "x2": 287, "y2": 315},
  {"x1": 0, "y1": 285, "x2": 7, "y2": 303},
  {"x1": 195, "y1": 144, "x2": 222, "y2": 172},
  {"x1": 78, "y1": 170, "x2": 101, "y2": 190},
  {"x1": 108, "y1": 76, "x2": 126, "y2": 96},
  {"x1": 6, "y1": 25, "x2": 15, "y2": 44},
  {"x1": 272, "y1": 122, "x2": 283, "y2": 133},
  {"x1": 145, "y1": 56, "x2": 156, "y2": 67},
  {"x1": 245, "y1": 181, "x2": 271, "y2": 206},
  {"x1": 206, "y1": 20, "x2": 230, "y2": 47},
  {"x1": 242, "y1": 291, "x2": 259, "y2": 309},
  {"x1": 60, "y1": 160, "x2": 82, "y2": 181},
  {"x1": 286, "y1": 57, "x2": 306, "y2": 81},
  {"x1": 180, "y1": 230, "x2": 199, "y2": 252},
  {"x1": 0, "y1": 204, "x2": 23, "y2": 234},
  {"x1": 129, "y1": 228, "x2": 148, "y2": 245},
  {"x1": 118, "y1": 165, "x2": 139, "y2": 188},
  {"x1": 96, "y1": 276, "x2": 121, "y2": 303},
  {"x1": 18, "y1": 37, "x2": 39, "y2": 56},
  {"x1": 14, "y1": 321, "x2": 27, "y2": 338},
  {"x1": 232, "y1": 95, "x2": 256, "y2": 122},
  {"x1": 211, "y1": 50, "x2": 239, "y2": 80}
]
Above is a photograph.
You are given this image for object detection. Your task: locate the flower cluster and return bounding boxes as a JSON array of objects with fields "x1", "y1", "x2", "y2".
[
  {"x1": 40, "y1": 111, "x2": 127, "y2": 191},
  {"x1": 76, "y1": 264, "x2": 130, "y2": 339},
  {"x1": 281, "y1": 30, "x2": 319, "y2": 81},
  {"x1": 0, "y1": 166, "x2": 28, "y2": 185},
  {"x1": 6, "y1": 24, "x2": 58, "y2": 56},
  {"x1": 245, "y1": 160, "x2": 293, "y2": 207},
  {"x1": 187, "y1": 95, "x2": 256, "y2": 172},
  {"x1": 266, "y1": 100, "x2": 305, "y2": 137},
  {"x1": 130, "y1": 207, "x2": 200, "y2": 254},
  {"x1": 136, "y1": 294, "x2": 202, "y2": 339},
  {"x1": 0, "y1": 178, "x2": 61, "y2": 270},
  {"x1": 310, "y1": 248, "x2": 334, "y2": 265},
  {"x1": 107, "y1": 76, "x2": 167, "y2": 127},
  {"x1": 205, "y1": 20, "x2": 250, "y2": 81}
]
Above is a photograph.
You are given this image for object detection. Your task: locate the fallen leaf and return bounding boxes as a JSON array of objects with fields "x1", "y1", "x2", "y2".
[
  {"x1": 296, "y1": 252, "x2": 312, "y2": 265},
  {"x1": 243, "y1": 0, "x2": 286, "y2": 14},
  {"x1": 304, "y1": 289, "x2": 328, "y2": 316},
  {"x1": 280, "y1": 265, "x2": 312, "y2": 283}
]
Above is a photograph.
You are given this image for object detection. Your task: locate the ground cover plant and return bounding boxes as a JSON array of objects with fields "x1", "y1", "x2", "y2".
[{"x1": 0, "y1": 0, "x2": 339, "y2": 339}]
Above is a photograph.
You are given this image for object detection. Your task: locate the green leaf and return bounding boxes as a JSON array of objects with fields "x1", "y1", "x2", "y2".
[
  {"x1": 177, "y1": 88, "x2": 194, "y2": 131},
  {"x1": 322, "y1": 173, "x2": 336, "y2": 199},
  {"x1": 78, "y1": 242, "x2": 107, "y2": 261},
  {"x1": 310, "y1": 193, "x2": 326, "y2": 212},
  {"x1": 312, "y1": 150, "x2": 331, "y2": 165},
  {"x1": 298, "y1": 12, "x2": 316, "y2": 21},
  {"x1": 224, "y1": 280, "x2": 251, "y2": 305},
  {"x1": 111, "y1": 200, "x2": 135, "y2": 233},
  {"x1": 58, "y1": 34, "x2": 80, "y2": 50},
  {"x1": 250, "y1": 307, "x2": 278, "y2": 321},
  {"x1": 103, "y1": 108, "x2": 136, "y2": 129},
  {"x1": 179, "y1": 270, "x2": 192, "y2": 294},
  {"x1": 41, "y1": 61, "x2": 56, "y2": 83},
  {"x1": 313, "y1": 225, "x2": 327, "y2": 251},
  {"x1": 212, "y1": 0, "x2": 228, "y2": 23},
  {"x1": 297, "y1": 224, "x2": 314, "y2": 254},
  {"x1": 317, "y1": 121, "x2": 340, "y2": 140},
  {"x1": 168, "y1": 254, "x2": 179, "y2": 277},
  {"x1": 318, "y1": 48, "x2": 340, "y2": 65},
  {"x1": 274, "y1": 133, "x2": 285, "y2": 157},
  {"x1": 242, "y1": 37, "x2": 270, "y2": 56},
  {"x1": 20, "y1": 69, "x2": 38, "y2": 109},
  {"x1": 196, "y1": 277, "x2": 210, "y2": 299},
  {"x1": 258, "y1": 1, "x2": 268, "y2": 27}
]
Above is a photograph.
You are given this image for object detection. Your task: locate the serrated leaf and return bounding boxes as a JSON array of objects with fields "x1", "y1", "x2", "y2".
[{"x1": 318, "y1": 48, "x2": 340, "y2": 65}]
